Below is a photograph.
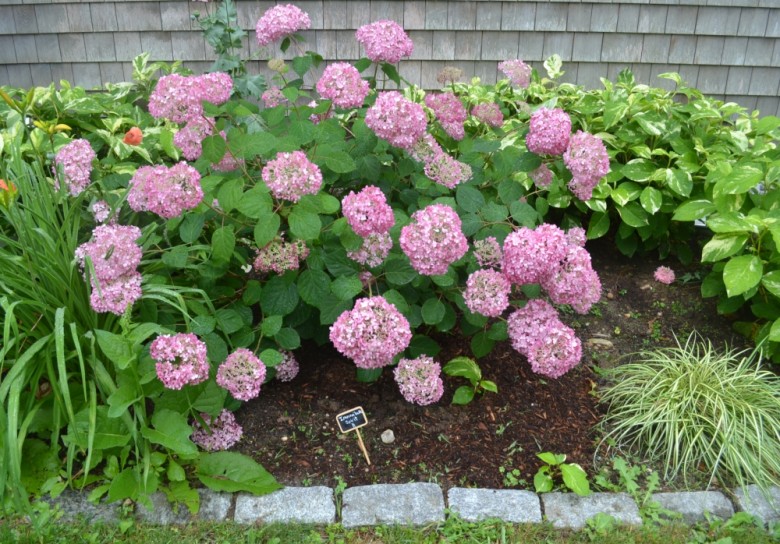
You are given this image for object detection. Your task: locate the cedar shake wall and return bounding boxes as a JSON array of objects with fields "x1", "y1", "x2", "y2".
[{"x1": 1, "y1": 0, "x2": 778, "y2": 115}]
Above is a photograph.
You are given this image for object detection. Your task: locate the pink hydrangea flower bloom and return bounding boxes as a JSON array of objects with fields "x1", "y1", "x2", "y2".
[
  {"x1": 526, "y1": 323, "x2": 582, "y2": 378},
  {"x1": 174, "y1": 116, "x2": 213, "y2": 161},
  {"x1": 54, "y1": 139, "x2": 96, "y2": 196},
  {"x1": 329, "y1": 296, "x2": 412, "y2": 369},
  {"x1": 498, "y1": 59, "x2": 532, "y2": 88},
  {"x1": 255, "y1": 4, "x2": 311, "y2": 47},
  {"x1": 541, "y1": 245, "x2": 602, "y2": 314},
  {"x1": 529, "y1": 163, "x2": 554, "y2": 189},
  {"x1": 262, "y1": 86, "x2": 287, "y2": 108},
  {"x1": 526, "y1": 108, "x2": 572, "y2": 155},
  {"x1": 316, "y1": 62, "x2": 370, "y2": 109},
  {"x1": 347, "y1": 231, "x2": 393, "y2": 268},
  {"x1": 75, "y1": 224, "x2": 143, "y2": 283},
  {"x1": 566, "y1": 227, "x2": 587, "y2": 248},
  {"x1": 217, "y1": 348, "x2": 267, "y2": 401},
  {"x1": 400, "y1": 204, "x2": 468, "y2": 276},
  {"x1": 191, "y1": 410, "x2": 243, "y2": 451},
  {"x1": 423, "y1": 151, "x2": 472, "y2": 189},
  {"x1": 90, "y1": 200, "x2": 111, "y2": 224},
  {"x1": 564, "y1": 130, "x2": 610, "y2": 201},
  {"x1": 253, "y1": 239, "x2": 309, "y2": 274},
  {"x1": 463, "y1": 269, "x2": 512, "y2": 318},
  {"x1": 355, "y1": 19, "x2": 413, "y2": 64},
  {"x1": 507, "y1": 299, "x2": 561, "y2": 357},
  {"x1": 471, "y1": 103, "x2": 504, "y2": 128},
  {"x1": 128, "y1": 162, "x2": 203, "y2": 219},
  {"x1": 501, "y1": 224, "x2": 569, "y2": 285},
  {"x1": 654, "y1": 266, "x2": 675, "y2": 285},
  {"x1": 408, "y1": 133, "x2": 443, "y2": 164},
  {"x1": 365, "y1": 91, "x2": 427, "y2": 150},
  {"x1": 394, "y1": 356, "x2": 444, "y2": 406},
  {"x1": 275, "y1": 351, "x2": 300, "y2": 382},
  {"x1": 150, "y1": 333, "x2": 210, "y2": 390},
  {"x1": 88, "y1": 272, "x2": 142, "y2": 316},
  {"x1": 262, "y1": 150, "x2": 323, "y2": 202},
  {"x1": 425, "y1": 92, "x2": 467, "y2": 140},
  {"x1": 149, "y1": 73, "x2": 232, "y2": 124},
  {"x1": 473, "y1": 237, "x2": 502, "y2": 269},
  {"x1": 342, "y1": 186, "x2": 395, "y2": 236}
]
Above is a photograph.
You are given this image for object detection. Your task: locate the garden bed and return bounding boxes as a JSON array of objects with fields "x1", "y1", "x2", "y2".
[{"x1": 236, "y1": 239, "x2": 744, "y2": 491}]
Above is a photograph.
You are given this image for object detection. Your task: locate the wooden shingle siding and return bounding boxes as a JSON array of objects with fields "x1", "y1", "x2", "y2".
[{"x1": 0, "y1": 0, "x2": 778, "y2": 115}]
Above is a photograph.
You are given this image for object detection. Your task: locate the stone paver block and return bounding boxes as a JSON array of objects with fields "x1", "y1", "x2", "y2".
[
  {"x1": 733, "y1": 485, "x2": 780, "y2": 526},
  {"x1": 136, "y1": 490, "x2": 232, "y2": 525},
  {"x1": 543, "y1": 492, "x2": 642, "y2": 530},
  {"x1": 652, "y1": 491, "x2": 734, "y2": 524},
  {"x1": 448, "y1": 488, "x2": 541, "y2": 523},
  {"x1": 342, "y1": 483, "x2": 444, "y2": 528},
  {"x1": 235, "y1": 487, "x2": 335, "y2": 525},
  {"x1": 46, "y1": 490, "x2": 120, "y2": 524}
]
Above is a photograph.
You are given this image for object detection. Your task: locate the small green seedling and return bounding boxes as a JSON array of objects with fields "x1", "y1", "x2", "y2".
[
  {"x1": 442, "y1": 356, "x2": 498, "y2": 405},
  {"x1": 534, "y1": 452, "x2": 591, "y2": 496}
]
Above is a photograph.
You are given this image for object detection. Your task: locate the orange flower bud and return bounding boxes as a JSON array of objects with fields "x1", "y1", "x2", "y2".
[
  {"x1": 0, "y1": 178, "x2": 18, "y2": 208},
  {"x1": 123, "y1": 127, "x2": 143, "y2": 146}
]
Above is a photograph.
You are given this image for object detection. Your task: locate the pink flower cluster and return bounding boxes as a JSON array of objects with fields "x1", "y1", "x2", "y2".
[
  {"x1": 400, "y1": 204, "x2": 468, "y2": 275},
  {"x1": 255, "y1": 4, "x2": 311, "y2": 47},
  {"x1": 473, "y1": 237, "x2": 502, "y2": 268},
  {"x1": 471, "y1": 103, "x2": 504, "y2": 128},
  {"x1": 262, "y1": 86, "x2": 287, "y2": 108},
  {"x1": 507, "y1": 299, "x2": 582, "y2": 378},
  {"x1": 275, "y1": 351, "x2": 300, "y2": 382},
  {"x1": 128, "y1": 162, "x2": 203, "y2": 219},
  {"x1": 464, "y1": 269, "x2": 511, "y2": 317},
  {"x1": 253, "y1": 239, "x2": 309, "y2": 274},
  {"x1": 502, "y1": 224, "x2": 600, "y2": 314},
  {"x1": 329, "y1": 296, "x2": 412, "y2": 369},
  {"x1": 54, "y1": 139, "x2": 96, "y2": 196},
  {"x1": 150, "y1": 333, "x2": 210, "y2": 390},
  {"x1": 423, "y1": 151, "x2": 473, "y2": 189},
  {"x1": 529, "y1": 163, "x2": 553, "y2": 189},
  {"x1": 355, "y1": 20, "x2": 413, "y2": 64},
  {"x1": 498, "y1": 59, "x2": 532, "y2": 88},
  {"x1": 563, "y1": 130, "x2": 610, "y2": 201},
  {"x1": 75, "y1": 224, "x2": 143, "y2": 315},
  {"x1": 262, "y1": 150, "x2": 323, "y2": 202},
  {"x1": 393, "y1": 356, "x2": 444, "y2": 406},
  {"x1": 425, "y1": 92, "x2": 467, "y2": 140},
  {"x1": 526, "y1": 108, "x2": 571, "y2": 155},
  {"x1": 654, "y1": 266, "x2": 675, "y2": 285},
  {"x1": 316, "y1": 62, "x2": 370, "y2": 109},
  {"x1": 91, "y1": 200, "x2": 111, "y2": 223},
  {"x1": 342, "y1": 186, "x2": 394, "y2": 236},
  {"x1": 216, "y1": 348, "x2": 267, "y2": 401},
  {"x1": 191, "y1": 410, "x2": 243, "y2": 451},
  {"x1": 365, "y1": 91, "x2": 427, "y2": 150},
  {"x1": 149, "y1": 72, "x2": 232, "y2": 124},
  {"x1": 173, "y1": 116, "x2": 213, "y2": 161},
  {"x1": 347, "y1": 232, "x2": 393, "y2": 267}
]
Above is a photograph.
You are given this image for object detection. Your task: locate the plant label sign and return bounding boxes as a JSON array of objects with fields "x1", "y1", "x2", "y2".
[
  {"x1": 336, "y1": 406, "x2": 368, "y2": 433},
  {"x1": 336, "y1": 406, "x2": 371, "y2": 465}
]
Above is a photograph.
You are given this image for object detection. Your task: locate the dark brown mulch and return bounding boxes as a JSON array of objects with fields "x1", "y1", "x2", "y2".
[{"x1": 235, "y1": 240, "x2": 743, "y2": 491}]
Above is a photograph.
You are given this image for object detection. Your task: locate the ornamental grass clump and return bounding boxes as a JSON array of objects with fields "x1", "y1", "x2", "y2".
[{"x1": 598, "y1": 334, "x2": 780, "y2": 493}]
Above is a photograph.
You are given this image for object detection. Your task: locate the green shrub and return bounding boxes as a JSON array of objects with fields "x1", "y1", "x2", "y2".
[{"x1": 598, "y1": 333, "x2": 780, "y2": 494}]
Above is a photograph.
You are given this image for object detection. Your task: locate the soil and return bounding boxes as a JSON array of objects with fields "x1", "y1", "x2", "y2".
[{"x1": 235, "y1": 239, "x2": 747, "y2": 491}]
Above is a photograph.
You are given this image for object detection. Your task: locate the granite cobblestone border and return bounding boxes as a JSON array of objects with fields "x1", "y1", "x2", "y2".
[{"x1": 43, "y1": 482, "x2": 780, "y2": 530}]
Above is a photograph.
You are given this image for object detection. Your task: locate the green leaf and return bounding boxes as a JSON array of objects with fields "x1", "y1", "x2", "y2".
[
  {"x1": 515, "y1": 152, "x2": 542, "y2": 172},
  {"x1": 701, "y1": 234, "x2": 748, "y2": 263},
  {"x1": 288, "y1": 209, "x2": 321, "y2": 241},
  {"x1": 762, "y1": 271, "x2": 780, "y2": 299},
  {"x1": 164, "y1": 480, "x2": 199, "y2": 515},
  {"x1": 180, "y1": 214, "x2": 206, "y2": 243},
  {"x1": 534, "y1": 470, "x2": 554, "y2": 493},
  {"x1": 254, "y1": 213, "x2": 281, "y2": 247},
  {"x1": 197, "y1": 452, "x2": 282, "y2": 495},
  {"x1": 95, "y1": 330, "x2": 135, "y2": 370},
  {"x1": 639, "y1": 186, "x2": 663, "y2": 215},
  {"x1": 479, "y1": 380, "x2": 498, "y2": 393},
  {"x1": 211, "y1": 226, "x2": 235, "y2": 263},
  {"x1": 229, "y1": 131, "x2": 276, "y2": 159},
  {"x1": 298, "y1": 269, "x2": 332, "y2": 306},
  {"x1": 318, "y1": 147, "x2": 356, "y2": 173},
  {"x1": 611, "y1": 182, "x2": 642, "y2": 206},
  {"x1": 616, "y1": 202, "x2": 649, "y2": 227},
  {"x1": 107, "y1": 384, "x2": 141, "y2": 419},
  {"x1": 509, "y1": 201, "x2": 539, "y2": 227},
  {"x1": 384, "y1": 256, "x2": 418, "y2": 286},
  {"x1": 108, "y1": 468, "x2": 140, "y2": 503},
  {"x1": 603, "y1": 100, "x2": 629, "y2": 129},
  {"x1": 451, "y1": 385, "x2": 475, "y2": 405},
  {"x1": 537, "y1": 452, "x2": 566, "y2": 465},
  {"x1": 587, "y1": 212, "x2": 610, "y2": 239},
  {"x1": 713, "y1": 165, "x2": 763, "y2": 198},
  {"x1": 481, "y1": 202, "x2": 509, "y2": 222},
  {"x1": 260, "y1": 349, "x2": 283, "y2": 367},
  {"x1": 191, "y1": 315, "x2": 216, "y2": 335},
  {"x1": 292, "y1": 55, "x2": 312, "y2": 77},
  {"x1": 723, "y1": 255, "x2": 763, "y2": 298},
  {"x1": 471, "y1": 332, "x2": 495, "y2": 358},
  {"x1": 380, "y1": 63, "x2": 401, "y2": 86},
  {"x1": 259, "y1": 276, "x2": 299, "y2": 316},
  {"x1": 443, "y1": 356, "x2": 482, "y2": 382},
  {"x1": 217, "y1": 179, "x2": 243, "y2": 213},
  {"x1": 260, "y1": 315, "x2": 283, "y2": 336},
  {"x1": 331, "y1": 275, "x2": 363, "y2": 301},
  {"x1": 274, "y1": 327, "x2": 300, "y2": 350},
  {"x1": 561, "y1": 463, "x2": 591, "y2": 496},
  {"x1": 673, "y1": 200, "x2": 716, "y2": 222},
  {"x1": 215, "y1": 308, "x2": 244, "y2": 335},
  {"x1": 456, "y1": 185, "x2": 486, "y2": 213},
  {"x1": 769, "y1": 318, "x2": 780, "y2": 342},
  {"x1": 201, "y1": 135, "x2": 226, "y2": 164},
  {"x1": 141, "y1": 409, "x2": 198, "y2": 456},
  {"x1": 356, "y1": 368, "x2": 383, "y2": 383},
  {"x1": 620, "y1": 160, "x2": 656, "y2": 182},
  {"x1": 421, "y1": 298, "x2": 446, "y2": 325},
  {"x1": 707, "y1": 213, "x2": 757, "y2": 234},
  {"x1": 666, "y1": 168, "x2": 692, "y2": 197}
]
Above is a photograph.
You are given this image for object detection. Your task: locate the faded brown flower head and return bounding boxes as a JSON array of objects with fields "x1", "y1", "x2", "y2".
[
  {"x1": 268, "y1": 58, "x2": 287, "y2": 73},
  {"x1": 436, "y1": 66, "x2": 464, "y2": 86}
]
